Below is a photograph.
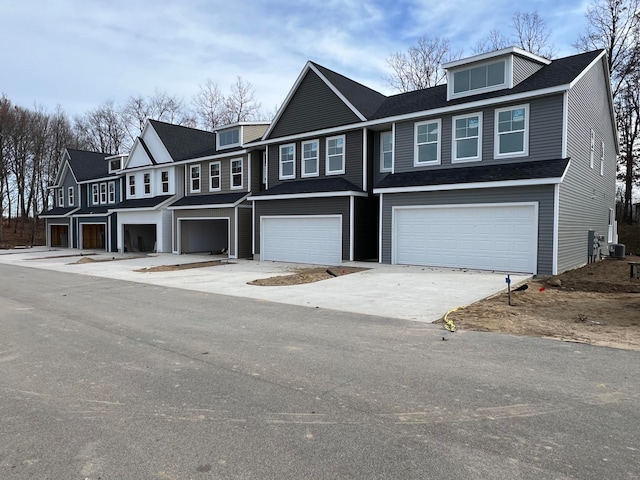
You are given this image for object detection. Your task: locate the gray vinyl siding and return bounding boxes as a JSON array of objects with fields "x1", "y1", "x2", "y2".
[
  {"x1": 161, "y1": 209, "x2": 173, "y2": 253},
  {"x1": 268, "y1": 70, "x2": 361, "y2": 138},
  {"x1": 380, "y1": 185, "x2": 556, "y2": 274},
  {"x1": 238, "y1": 207, "x2": 252, "y2": 258},
  {"x1": 173, "y1": 207, "x2": 236, "y2": 256},
  {"x1": 61, "y1": 172, "x2": 77, "y2": 208},
  {"x1": 560, "y1": 56, "x2": 617, "y2": 273},
  {"x1": 513, "y1": 56, "x2": 545, "y2": 85},
  {"x1": 184, "y1": 154, "x2": 249, "y2": 195},
  {"x1": 267, "y1": 130, "x2": 364, "y2": 190},
  {"x1": 254, "y1": 197, "x2": 350, "y2": 259},
  {"x1": 391, "y1": 94, "x2": 564, "y2": 174},
  {"x1": 249, "y1": 151, "x2": 263, "y2": 194},
  {"x1": 242, "y1": 124, "x2": 268, "y2": 144}
]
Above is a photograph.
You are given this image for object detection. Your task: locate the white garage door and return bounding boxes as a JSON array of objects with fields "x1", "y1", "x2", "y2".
[
  {"x1": 393, "y1": 204, "x2": 537, "y2": 273},
  {"x1": 261, "y1": 216, "x2": 342, "y2": 265}
]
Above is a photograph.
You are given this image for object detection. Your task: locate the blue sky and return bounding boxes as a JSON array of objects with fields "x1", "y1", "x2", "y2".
[{"x1": 0, "y1": 0, "x2": 592, "y2": 119}]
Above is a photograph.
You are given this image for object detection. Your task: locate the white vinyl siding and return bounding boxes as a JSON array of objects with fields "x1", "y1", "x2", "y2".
[
  {"x1": 495, "y1": 105, "x2": 529, "y2": 158},
  {"x1": 414, "y1": 120, "x2": 441, "y2": 165}
]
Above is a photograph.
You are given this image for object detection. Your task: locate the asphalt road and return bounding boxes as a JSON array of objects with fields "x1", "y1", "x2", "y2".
[{"x1": 1, "y1": 264, "x2": 639, "y2": 480}]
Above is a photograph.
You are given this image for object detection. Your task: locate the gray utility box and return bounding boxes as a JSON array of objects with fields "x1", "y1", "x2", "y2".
[{"x1": 609, "y1": 243, "x2": 626, "y2": 259}]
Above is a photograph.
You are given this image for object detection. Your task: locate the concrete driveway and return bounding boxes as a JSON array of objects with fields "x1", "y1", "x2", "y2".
[{"x1": 0, "y1": 247, "x2": 530, "y2": 322}]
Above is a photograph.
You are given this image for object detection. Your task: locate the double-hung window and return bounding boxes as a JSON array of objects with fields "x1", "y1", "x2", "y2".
[
  {"x1": 209, "y1": 162, "x2": 221, "y2": 191},
  {"x1": 100, "y1": 183, "x2": 107, "y2": 204},
  {"x1": 67, "y1": 187, "x2": 74, "y2": 206},
  {"x1": 600, "y1": 141, "x2": 605, "y2": 176},
  {"x1": 58, "y1": 188, "x2": 64, "y2": 207},
  {"x1": 190, "y1": 165, "x2": 201, "y2": 193},
  {"x1": 231, "y1": 158, "x2": 243, "y2": 189},
  {"x1": 302, "y1": 140, "x2": 319, "y2": 177},
  {"x1": 495, "y1": 105, "x2": 528, "y2": 157},
  {"x1": 161, "y1": 171, "x2": 169, "y2": 193},
  {"x1": 92, "y1": 184, "x2": 99, "y2": 204},
  {"x1": 128, "y1": 175, "x2": 135, "y2": 197},
  {"x1": 380, "y1": 131, "x2": 393, "y2": 172},
  {"x1": 326, "y1": 135, "x2": 345, "y2": 175},
  {"x1": 590, "y1": 129, "x2": 595, "y2": 168},
  {"x1": 143, "y1": 173, "x2": 151, "y2": 195},
  {"x1": 108, "y1": 181, "x2": 116, "y2": 203},
  {"x1": 414, "y1": 120, "x2": 440, "y2": 165},
  {"x1": 279, "y1": 144, "x2": 295, "y2": 179},
  {"x1": 453, "y1": 113, "x2": 482, "y2": 162}
]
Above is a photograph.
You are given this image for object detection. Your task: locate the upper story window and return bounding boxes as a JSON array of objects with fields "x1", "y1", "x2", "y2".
[
  {"x1": 217, "y1": 128, "x2": 240, "y2": 149},
  {"x1": 453, "y1": 113, "x2": 482, "y2": 163},
  {"x1": 109, "y1": 158, "x2": 122, "y2": 173},
  {"x1": 190, "y1": 165, "x2": 201, "y2": 193},
  {"x1": 495, "y1": 105, "x2": 528, "y2": 158},
  {"x1": 108, "y1": 181, "x2": 116, "y2": 203},
  {"x1": 143, "y1": 173, "x2": 151, "y2": 195},
  {"x1": 380, "y1": 131, "x2": 393, "y2": 172},
  {"x1": 414, "y1": 120, "x2": 440, "y2": 166},
  {"x1": 590, "y1": 129, "x2": 595, "y2": 168},
  {"x1": 209, "y1": 162, "x2": 221, "y2": 191},
  {"x1": 302, "y1": 140, "x2": 319, "y2": 177},
  {"x1": 161, "y1": 170, "x2": 169, "y2": 193},
  {"x1": 92, "y1": 184, "x2": 99, "y2": 204},
  {"x1": 279, "y1": 144, "x2": 295, "y2": 180},
  {"x1": 231, "y1": 158, "x2": 243, "y2": 189},
  {"x1": 452, "y1": 60, "x2": 507, "y2": 99},
  {"x1": 600, "y1": 141, "x2": 605, "y2": 176},
  {"x1": 128, "y1": 175, "x2": 135, "y2": 197},
  {"x1": 326, "y1": 135, "x2": 345, "y2": 175},
  {"x1": 100, "y1": 182, "x2": 107, "y2": 204},
  {"x1": 67, "y1": 187, "x2": 74, "y2": 206}
]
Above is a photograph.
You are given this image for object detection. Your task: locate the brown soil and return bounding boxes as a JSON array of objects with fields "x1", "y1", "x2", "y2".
[
  {"x1": 248, "y1": 266, "x2": 368, "y2": 286},
  {"x1": 135, "y1": 260, "x2": 229, "y2": 272},
  {"x1": 443, "y1": 256, "x2": 640, "y2": 351}
]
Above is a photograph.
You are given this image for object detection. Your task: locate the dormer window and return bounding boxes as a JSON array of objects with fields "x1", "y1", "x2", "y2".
[
  {"x1": 109, "y1": 158, "x2": 122, "y2": 173},
  {"x1": 447, "y1": 56, "x2": 513, "y2": 100},
  {"x1": 217, "y1": 128, "x2": 241, "y2": 149}
]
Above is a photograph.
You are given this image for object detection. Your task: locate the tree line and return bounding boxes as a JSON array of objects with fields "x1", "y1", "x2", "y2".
[{"x1": 1, "y1": 0, "x2": 638, "y2": 245}]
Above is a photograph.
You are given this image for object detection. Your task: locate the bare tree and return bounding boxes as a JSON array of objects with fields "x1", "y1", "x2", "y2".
[
  {"x1": 73, "y1": 101, "x2": 126, "y2": 154},
  {"x1": 575, "y1": 0, "x2": 640, "y2": 222},
  {"x1": 222, "y1": 76, "x2": 262, "y2": 125},
  {"x1": 192, "y1": 79, "x2": 227, "y2": 131},
  {"x1": 385, "y1": 36, "x2": 462, "y2": 92},
  {"x1": 475, "y1": 11, "x2": 555, "y2": 57}
]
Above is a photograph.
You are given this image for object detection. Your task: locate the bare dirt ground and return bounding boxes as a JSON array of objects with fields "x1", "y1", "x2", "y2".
[
  {"x1": 248, "y1": 266, "x2": 367, "y2": 286},
  {"x1": 443, "y1": 256, "x2": 640, "y2": 351},
  {"x1": 134, "y1": 260, "x2": 229, "y2": 272}
]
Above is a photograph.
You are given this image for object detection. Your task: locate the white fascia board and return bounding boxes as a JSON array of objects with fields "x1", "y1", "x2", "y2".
[
  {"x1": 51, "y1": 152, "x2": 71, "y2": 186},
  {"x1": 308, "y1": 64, "x2": 367, "y2": 122},
  {"x1": 168, "y1": 203, "x2": 238, "y2": 210},
  {"x1": 78, "y1": 175, "x2": 120, "y2": 184},
  {"x1": 173, "y1": 149, "x2": 248, "y2": 165},
  {"x1": 373, "y1": 176, "x2": 565, "y2": 195},
  {"x1": 443, "y1": 47, "x2": 550, "y2": 69},
  {"x1": 39, "y1": 207, "x2": 80, "y2": 218},
  {"x1": 253, "y1": 85, "x2": 570, "y2": 147},
  {"x1": 248, "y1": 190, "x2": 367, "y2": 201}
]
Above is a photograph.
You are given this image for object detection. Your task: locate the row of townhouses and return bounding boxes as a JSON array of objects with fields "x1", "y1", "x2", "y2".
[{"x1": 40, "y1": 46, "x2": 619, "y2": 276}]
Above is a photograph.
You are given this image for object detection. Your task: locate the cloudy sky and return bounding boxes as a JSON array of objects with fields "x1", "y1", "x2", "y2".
[{"x1": 1, "y1": 0, "x2": 591, "y2": 119}]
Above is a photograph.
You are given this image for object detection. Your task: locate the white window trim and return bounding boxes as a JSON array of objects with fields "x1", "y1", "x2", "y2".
[
  {"x1": 161, "y1": 170, "x2": 169, "y2": 193},
  {"x1": 608, "y1": 207, "x2": 615, "y2": 243},
  {"x1": 301, "y1": 139, "x2": 319, "y2": 178},
  {"x1": 67, "y1": 186, "x2": 74, "y2": 206},
  {"x1": 494, "y1": 104, "x2": 529, "y2": 159},
  {"x1": 92, "y1": 184, "x2": 99, "y2": 204},
  {"x1": 590, "y1": 129, "x2": 595, "y2": 169},
  {"x1": 326, "y1": 134, "x2": 346, "y2": 175},
  {"x1": 108, "y1": 181, "x2": 116, "y2": 204},
  {"x1": 448, "y1": 56, "x2": 513, "y2": 101},
  {"x1": 600, "y1": 141, "x2": 605, "y2": 176},
  {"x1": 230, "y1": 158, "x2": 243, "y2": 190},
  {"x1": 414, "y1": 119, "x2": 441, "y2": 166},
  {"x1": 380, "y1": 131, "x2": 393, "y2": 172},
  {"x1": 100, "y1": 182, "x2": 107, "y2": 204},
  {"x1": 279, "y1": 143, "x2": 296, "y2": 180},
  {"x1": 57, "y1": 189, "x2": 64, "y2": 207},
  {"x1": 452, "y1": 112, "x2": 483, "y2": 163},
  {"x1": 143, "y1": 173, "x2": 152, "y2": 196},
  {"x1": 216, "y1": 128, "x2": 241, "y2": 150},
  {"x1": 189, "y1": 165, "x2": 201, "y2": 193},
  {"x1": 209, "y1": 161, "x2": 221, "y2": 192},
  {"x1": 128, "y1": 175, "x2": 136, "y2": 197}
]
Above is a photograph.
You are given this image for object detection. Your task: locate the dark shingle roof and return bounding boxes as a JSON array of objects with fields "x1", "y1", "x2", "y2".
[
  {"x1": 376, "y1": 158, "x2": 570, "y2": 189},
  {"x1": 169, "y1": 192, "x2": 249, "y2": 207},
  {"x1": 110, "y1": 195, "x2": 174, "y2": 210},
  {"x1": 39, "y1": 206, "x2": 78, "y2": 217},
  {"x1": 74, "y1": 206, "x2": 111, "y2": 215},
  {"x1": 371, "y1": 50, "x2": 603, "y2": 119},
  {"x1": 254, "y1": 178, "x2": 363, "y2": 197},
  {"x1": 149, "y1": 120, "x2": 217, "y2": 161},
  {"x1": 66, "y1": 149, "x2": 112, "y2": 182},
  {"x1": 311, "y1": 62, "x2": 387, "y2": 118}
]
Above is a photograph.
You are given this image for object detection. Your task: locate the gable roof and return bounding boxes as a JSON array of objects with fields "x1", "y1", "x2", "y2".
[
  {"x1": 148, "y1": 119, "x2": 217, "y2": 161},
  {"x1": 371, "y1": 50, "x2": 604, "y2": 119},
  {"x1": 67, "y1": 149, "x2": 113, "y2": 181}
]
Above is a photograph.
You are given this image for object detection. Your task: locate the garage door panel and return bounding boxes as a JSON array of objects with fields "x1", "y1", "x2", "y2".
[
  {"x1": 394, "y1": 205, "x2": 536, "y2": 273},
  {"x1": 262, "y1": 216, "x2": 341, "y2": 265}
]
